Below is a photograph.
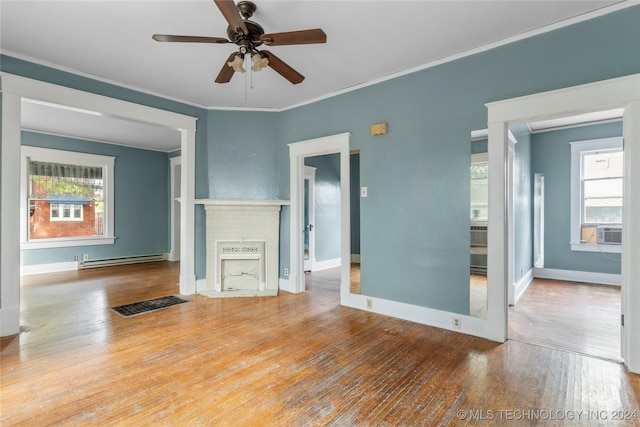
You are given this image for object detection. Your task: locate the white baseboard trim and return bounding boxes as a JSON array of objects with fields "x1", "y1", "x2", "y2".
[
  {"x1": 343, "y1": 293, "x2": 499, "y2": 342},
  {"x1": 513, "y1": 268, "x2": 534, "y2": 304},
  {"x1": 279, "y1": 277, "x2": 295, "y2": 293},
  {"x1": 0, "y1": 306, "x2": 20, "y2": 337},
  {"x1": 196, "y1": 278, "x2": 207, "y2": 292},
  {"x1": 628, "y1": 334, "x2": 640, "y2": 374},
  {"x1": 21, "y1": 261, "x2": 79, "y2": 276},
  {"x1": 351, "y1": 254, "x2": 361, "y2": 263},
  {"x1": 199, "y1": 277, "x2": 295, "y2": 293},
  {"x1": 533, "y1": 267, "x2": 621, "y2": 286},
  {"x1": 312, "y1": 258, "x2": 341, "y2": 271}
]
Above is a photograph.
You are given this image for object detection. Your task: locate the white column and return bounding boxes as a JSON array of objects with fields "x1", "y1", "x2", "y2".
[
  {"x1": 622, "y1": 100, "x2": 640, "y2": 372},
  {"x1": 485, "y1": 120, "x2": 508, "y2": 342},
  {"x1": 1, "y1": 91, "x2": 22, "y2": 336},
  {"x1": 179, "y1": 126, "x2": 196, "y2": 295}
]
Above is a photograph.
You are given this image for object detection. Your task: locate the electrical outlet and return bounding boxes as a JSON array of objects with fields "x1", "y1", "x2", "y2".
[
  {"x1": 452, "y1": 317, "x2": 461, "y2": 329},
  {"x1": 74, "y1": 255, "x2": 78, "y2": 261},
  {"x1": 366, "y1": 298, "x2": 373, "y2": 309},
  {"x1": 83, "y1": 254, "x2": 89, "y2": 261},
  {"x1": 284, "y1": 267, "x2": 289, "y2": 277}
]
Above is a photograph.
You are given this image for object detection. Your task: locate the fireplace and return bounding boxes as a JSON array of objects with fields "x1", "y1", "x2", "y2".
[
  {"x1": 217, "y1": 241, "x2": 265, "y2": 291},
  {"x1": 197, "y1": 199, "x2": 288, "y2": 297}
]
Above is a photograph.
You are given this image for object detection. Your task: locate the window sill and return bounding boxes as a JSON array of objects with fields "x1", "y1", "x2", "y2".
[
  {"x1": 570, "y1": 243, "x2": 621, "y2": 253},
  {"x1": 21, "y1": 236, "x2": 116, "y2": 250}
]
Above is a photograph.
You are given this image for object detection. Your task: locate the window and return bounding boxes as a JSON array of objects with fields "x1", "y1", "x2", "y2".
[
  {"x1": 470, "y1": 152, "x2": 488, "y2": 224},
  {"x1": 50, "y1": 204, "x2": 84, "y2": 221},
  {"x1": 570, "y1": 137, "x2": 622, "y2": 252},
  {"x1": 21, "y1": 146, "x2": 115, "y2": 249}
]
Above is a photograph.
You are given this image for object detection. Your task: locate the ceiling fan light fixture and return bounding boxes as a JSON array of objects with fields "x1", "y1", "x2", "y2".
[
  {"x1": 251, "y1": 53, "x2": 269, "y2": 72},
  {"x1": 228, "y1": 53, "x2": 246, "y2": 73},
  {"x1": 154, "y1": 1, "x2": 326, "y2": 86}
]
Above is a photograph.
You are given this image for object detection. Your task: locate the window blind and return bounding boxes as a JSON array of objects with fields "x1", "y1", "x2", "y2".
[{"x1": 28, "y1": 160, "x2": 103, "y2": 202}]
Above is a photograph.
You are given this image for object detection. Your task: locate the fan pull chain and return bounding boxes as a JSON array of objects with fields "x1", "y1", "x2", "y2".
[{"x1": 244, "y1": 55, "x2": 249, "y2": 101}]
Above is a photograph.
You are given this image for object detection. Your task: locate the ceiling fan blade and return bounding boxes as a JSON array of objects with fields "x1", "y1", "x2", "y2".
[
  {"x1": 215, "y1": 52, "x2": 239, "y2": 83},
  {"x1": 153, "y1": 34, "x2": 230, "y2": 44},
  {"x1": 214, "y1": 0, "x2": 248, "y2": 35},
  {"x1": 260, "y1": 29, "x2": 326, "y2": 46},
  {"x1": 261, "y1": 50, "x2": 304, "y2": 85}
]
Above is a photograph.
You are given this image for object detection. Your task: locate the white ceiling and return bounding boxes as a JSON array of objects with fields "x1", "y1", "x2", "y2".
[{"x1": 1, "y1": 0, "x2": 633, "y2": 151}]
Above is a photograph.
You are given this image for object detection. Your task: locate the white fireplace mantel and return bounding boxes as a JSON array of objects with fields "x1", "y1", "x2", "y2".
[
  {"x1": 195, "y1": 199, "x2": 290, "y2": 207},
  {"x1": 197, "y1": 199, "x2": 289, "y2": 298}
]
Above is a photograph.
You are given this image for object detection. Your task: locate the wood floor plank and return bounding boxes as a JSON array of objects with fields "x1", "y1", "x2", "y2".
[
  {"x1": 2, "y1": 262, "x2": 639, "y2": 425},
  {"x1": 509, "y1": 278, "x2": 621, "y2": 361}
]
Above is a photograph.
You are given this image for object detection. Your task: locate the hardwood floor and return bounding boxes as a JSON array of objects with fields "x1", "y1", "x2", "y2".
[
  {"x1": 304, "y1": 264, "x2": 361, "y2": 298},
  {"x1": 469, "y1": 274, "x2": 487, "y2": 318},
  {"x1": 305, "y1": 266, "x2": 341, "y2": 298},
  {"x1": 509, "y1": 278, "x2": 622, "y2": 362},
  {"x1": 2, "y1": 262, "x2": 639, "y2": 425}
]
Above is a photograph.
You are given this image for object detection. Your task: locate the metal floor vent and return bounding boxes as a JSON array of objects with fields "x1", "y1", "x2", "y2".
[{"x1": 110, "y1": 295, "x2": 188, "y2": 317}]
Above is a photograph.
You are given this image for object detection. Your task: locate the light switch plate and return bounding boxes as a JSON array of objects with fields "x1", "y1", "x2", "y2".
[{"x1": 361, "y1": 186, "x2": 368, "y2": 197}]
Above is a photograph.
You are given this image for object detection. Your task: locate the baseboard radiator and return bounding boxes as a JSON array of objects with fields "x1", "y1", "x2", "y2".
[
  {"x1": 470, "y1": 225, "x2": 487, "y2": 275},
  {"x1": 470, "y1": 265, "x2": 487, "y2": 275},
  {"x1": 79, "y1": 254, "x2": 168, "y2": 269}
]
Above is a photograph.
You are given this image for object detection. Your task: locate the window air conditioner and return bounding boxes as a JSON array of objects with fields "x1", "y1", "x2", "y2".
[{"x1": 597, "y1": 225, "x2": 622, "y2": 245}]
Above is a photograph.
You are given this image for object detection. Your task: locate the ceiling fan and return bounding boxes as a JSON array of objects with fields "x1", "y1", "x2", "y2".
[{"x1": 152, "y1": 0, "x2": 327, "y2": 85}]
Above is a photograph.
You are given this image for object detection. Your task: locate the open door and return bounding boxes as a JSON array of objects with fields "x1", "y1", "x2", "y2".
[{"x1": 303, "y1": 166, "x2": 316, "y2": 272}]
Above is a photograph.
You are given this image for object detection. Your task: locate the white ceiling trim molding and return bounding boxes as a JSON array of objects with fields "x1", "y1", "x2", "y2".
[
  {"x1": 279, "y1": 1, "x2": 637, "y2": 112},
  {"x1": 0, "y1": 49, "x2": 210, "y2": 110},
  {"x1": 20, "y1": 127, "x2": 176, "y2": 153},
  {"x1": 1, "y1": 72, "x2": 196, "y2": 131},
  {"x1": 2, "y1": 1, "x2": 635, "y2": 113}
]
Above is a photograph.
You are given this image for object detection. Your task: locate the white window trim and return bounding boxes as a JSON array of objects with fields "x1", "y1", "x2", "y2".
[
  {"x1": 569, "y1": 136, "x2": 623, "y2": 253},
  {"x1": 21, "y1": 146, "x2": 115, "y2": 249}
]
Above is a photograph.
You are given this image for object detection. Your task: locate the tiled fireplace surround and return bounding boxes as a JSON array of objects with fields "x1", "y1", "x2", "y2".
[{"x1": 197, "y1": 200, "x2": 288, "y2": 297}]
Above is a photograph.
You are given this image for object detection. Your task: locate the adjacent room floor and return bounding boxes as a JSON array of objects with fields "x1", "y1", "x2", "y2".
[
  {"x1": 4, "y1": 262, "x2": 638, "y2": 425},
  {"x1": 509, "y1": 278, "x2": 622, "y2": 362},
  {"x1": 304, "y1": 263, "x2": 361, "y2": 298}
]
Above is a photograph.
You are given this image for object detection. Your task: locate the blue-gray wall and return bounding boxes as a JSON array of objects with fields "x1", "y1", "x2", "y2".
[
  {"x1": 530, "y1": 122, "x2": 623, "y2": 274},
  {"x1": 20, "y1": 132, "x2": 170, "y2": 265},
  {"x1": 277, "y1": 6, "x2": 639, "y2": 314},
  {"x1": 2, "y1": 5, "x2": 639, "y2": 315},
  {"x1": 305, "y1": 153, "x2": 341, "y2": 262}
]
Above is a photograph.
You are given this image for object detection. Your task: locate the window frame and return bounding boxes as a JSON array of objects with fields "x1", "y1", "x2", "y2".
[
  {"x1": 569, "y1": 136, "x2": 623, "y2": 253},
  {"x1": 21, "y1": 146, "x2": 115, "y2": 249},
  {"x1": 50, "y1": 203, "x2": 84, "y2": 221}
]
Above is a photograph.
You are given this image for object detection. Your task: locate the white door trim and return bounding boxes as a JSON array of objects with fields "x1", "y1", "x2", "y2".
[
  {"x1": 486, "y1": 73, "x2": 640, "y2": 373},
  {"x1": 0, "y1": 73, "x2": 198, "y2": 336},
  {"x1": 169, "y1": 156, "x2": 182, "y2": 262},
  {"x1": 289, "y1": 133, "x2": 350, "y2": 304}
]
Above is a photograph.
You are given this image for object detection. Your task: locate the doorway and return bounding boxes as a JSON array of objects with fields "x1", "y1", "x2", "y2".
[
  {"x1": 170, "y1": 156, "x2": 182, "y2": 262},
  {"x1": 303, "y1": 165, "x2": 316, "y2": 272},
  {"x1": 507, "y1": 117, "x2": 623, "y2": 361},
  {"x1": 288, "y1": 133, "x2": 351, "y2": 303},
  {"x1": 302, "y1": 154, "x2": 342, "y2": 297},
  {"x1": 485, "y1": 73, "x2": 640, "y2": 372},
  {"x1": 1, "y1": 75, "x2": 197, "y2": 337}
]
